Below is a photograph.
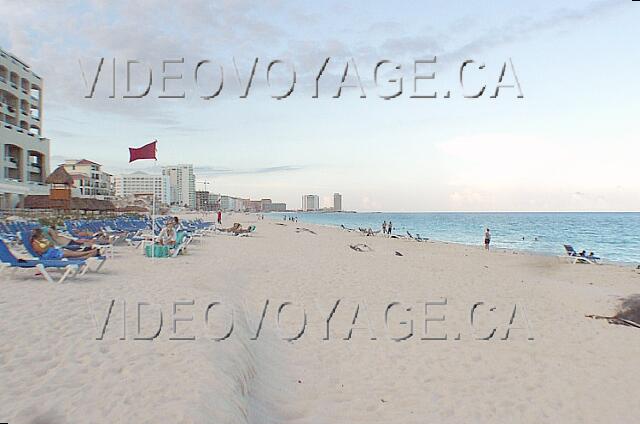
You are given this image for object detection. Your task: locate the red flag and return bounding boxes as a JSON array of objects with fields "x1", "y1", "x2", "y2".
[{"x1": 129, "y1": 141, "x2": 157, "y2": 162}]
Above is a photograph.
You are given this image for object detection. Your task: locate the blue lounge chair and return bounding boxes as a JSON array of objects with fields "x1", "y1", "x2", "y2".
[
  {"x1": 563, "y1": 244, "x2": 600, "y2": 264},
  {"x1": 0, "y1": 240, "x2": 85, "y2": 283},
  {"x1": 20, "y1": 231, "x2": 107, "y2": 273}
]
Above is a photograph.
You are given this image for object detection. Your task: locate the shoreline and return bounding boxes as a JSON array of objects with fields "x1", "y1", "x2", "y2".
[{"x1": 266, "y1": 213, "x2": 640, "y2": 267}]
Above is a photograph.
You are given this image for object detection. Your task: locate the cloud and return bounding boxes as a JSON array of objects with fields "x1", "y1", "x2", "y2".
[
  {"x1": 0, "y1": 0, "x2": 291, "y2": 120},
  {"x1": 1, "y1": 0, "x2": 624, "y2": 115},
  {"x1": 96, "y1": 163, "x2": 305, "y2": 176},
  {"x1": 194, "y1": 165, "x2": 304, "y2": 176}
]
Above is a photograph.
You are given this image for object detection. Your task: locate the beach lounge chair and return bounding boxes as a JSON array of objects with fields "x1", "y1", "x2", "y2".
[
  {"x1": 563, "y1": 244, "x2": 600, "y2": 264},
  {"x1": 63, "y1": 221, "x2": 115, "y2": 258},
  {"x1": 171, "y1": 230, "x2": 191, "y2": 257},
  {"x1": 0, "y1": 240, "x2": 85, "y2": 283},
  {"x1": 20, "y1": 231, "x2": 107, "y2": 273}
]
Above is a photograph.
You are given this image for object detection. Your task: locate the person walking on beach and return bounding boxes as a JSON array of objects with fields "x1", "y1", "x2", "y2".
[
  {"x1": 484, "y1": 228, "x2": 491, "y2": 250},
  {"x1": 217, "y1": 210, "x2": 222, "y2": 225},
  {"x1": 382, "y1": 221, "x2": 387, "y2": 234},
  {"x1": 388, "y1": 221, "x2": 393, "y2": 235}
]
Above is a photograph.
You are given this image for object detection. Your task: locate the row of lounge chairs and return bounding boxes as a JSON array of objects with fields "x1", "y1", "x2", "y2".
[{"x1": 0, "y1": 216, "x2": 218, "y2": 283}]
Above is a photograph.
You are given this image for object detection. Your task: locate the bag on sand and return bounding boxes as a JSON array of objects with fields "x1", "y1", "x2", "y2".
[{"x1": 145, "y1": 244, "x2": 169, "y2": 258}]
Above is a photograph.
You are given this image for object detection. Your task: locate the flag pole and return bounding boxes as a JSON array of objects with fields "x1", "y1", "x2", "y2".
[
  {"x1": 128, "y1": 140, "x2": 158, "y2": 258},
  {"x1": 152, "y1": 157, "x2": 157, "y2": 259}
]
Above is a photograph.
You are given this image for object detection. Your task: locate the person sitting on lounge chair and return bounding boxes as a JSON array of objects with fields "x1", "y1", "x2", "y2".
[
  {"x1": 173, "y1": 216, "x2": 185, "y2": 231},
  {"x1": 31, "y1": 228, "x2": 100, "y2": 260},
  {"x1": 157, "y1": 221, "x2": 176, "y2": 246},
  {"x1": 45, "y1": 227, "x2": 94, "y2": 248},
  {"x1": 66, "y1": 227, "x2": 111, "y2": 245}
]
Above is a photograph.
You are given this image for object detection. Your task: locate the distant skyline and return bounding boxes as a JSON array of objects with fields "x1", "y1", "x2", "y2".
[{"x1": 1, "y1": 0, "x2": 638, "y2": 211}]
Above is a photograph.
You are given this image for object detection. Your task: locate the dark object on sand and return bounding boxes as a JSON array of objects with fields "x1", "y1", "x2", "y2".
[
  {"x1": 586, "y1": 294, "x2": 640, "y2": 329},
  {"x1": 407, "y1": 231, "x2": 428, "y2": 242},
  {"x1": 395, "y1": 251, "x2": 403, "y2": 256},
  {"x1": 358, "y1": 227, "x2": 380, "y2": 236},
  {"x1": 296, "y1": 227, "x2": 317, "y2": 235},
  {"x1": 350, "y1": 243, "x2": 372, "y2": 252}
]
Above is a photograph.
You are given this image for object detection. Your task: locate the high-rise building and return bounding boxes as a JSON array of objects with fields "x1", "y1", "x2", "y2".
[
  {"x1": 270, "y1": 202, "x2": 287, "y2": 212},
  {"x1": 195, "y1": 190, "x2": 211, "y2": 210},
  {"x1": 220, "y1": 195, "x2": 241, "y2": 211},
  {"x1": 333, "y1": 193, "x2": 342, "y2": 211},
  {"x1": 114, "y1": 172, "x2": 170, "y2": 204},
  {"x1": 0, "y1": 46, "x2": 50, "y2": 208},
  {"x1": 62, "y1": 159, "x2": 113, "y2": 198},
  {"x1": 260, "y1": 198, "x2": 272, "y2": 212},
  {"x1": 162, "y1": 164, "x2": 195, "y2": 208},
  {"x1": 302, "y1": 194, "x2": 319, "y2": 211}
]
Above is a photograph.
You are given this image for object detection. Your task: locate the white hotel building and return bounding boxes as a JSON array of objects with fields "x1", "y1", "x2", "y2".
[
  {"x1": 301, "y1": 194, "x2": 320, "y2": 211},
  {"x1": 62, "y1": 159, "x2": 114, "y2": 198},
  {"x1": 0, "y1": 47, "x2": 49, "y2": 208},
  {"x1": 114, "y1": 172, "x2": 171, "y2": 205},
  {"x1": 162, "y1": 164, "x2": 195, "y2": 208}
]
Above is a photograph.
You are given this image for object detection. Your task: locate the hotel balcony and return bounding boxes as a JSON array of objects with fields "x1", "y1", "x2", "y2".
[
  {"x1": 28, "y1": 161, "x2": 44, "y2": 183},
  {"x1": 3, "y1": 172, "x2": 21, "y2": 182},
  {"x1": 30, "y1": 84, "x2": 41, "y2": 102},
  {"x1": 3, "y1": 115, "x2": 18, "y2": 127},
  {"x1": 0, "y1": 92, "x2": 19, "y2": 113},
  {"x1": 5, "y1": 156, "x2": 18, "y2": 169},
  {"x1": 0, "y1": 103, "x2": 13, "y2": 115},
  {"x1": 30, "y1": 102, "x2": 40, "y2": 121}
]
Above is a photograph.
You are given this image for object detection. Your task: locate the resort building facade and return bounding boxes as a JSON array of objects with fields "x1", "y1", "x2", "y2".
[
  {"x1": 114, "y1": 172, "x2": 170, "y2": 205},
  {"x1": 270, "y1": 202, "x2": 287, "y2": 212},
  {"x1": 62, "y1": 159, "x2": 113, "y2": 198},
  {"x1": 0, "y1": 47, "x2": 49, "y2": 208},
  {"x1": 162, "y1": 164, "x2": 195, "y2": 208}
]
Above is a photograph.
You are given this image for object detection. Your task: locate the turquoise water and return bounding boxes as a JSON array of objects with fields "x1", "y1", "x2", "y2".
[{"x1": 270, "y1": 212, "x2": 640, "y2": 264}]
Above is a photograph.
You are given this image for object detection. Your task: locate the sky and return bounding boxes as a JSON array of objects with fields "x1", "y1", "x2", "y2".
[{"x1": 1, "y1": 0, "x2": 638, "y2": 211}]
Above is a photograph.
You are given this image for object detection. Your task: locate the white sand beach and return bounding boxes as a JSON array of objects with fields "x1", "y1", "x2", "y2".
[{"x1": 1, "y1": 213, "x2": 640, "y2": 423}]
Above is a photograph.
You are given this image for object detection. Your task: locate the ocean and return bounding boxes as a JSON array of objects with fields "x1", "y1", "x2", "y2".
[{"x1": 269, "y1": 212, "x2": 640, "y2": 264}]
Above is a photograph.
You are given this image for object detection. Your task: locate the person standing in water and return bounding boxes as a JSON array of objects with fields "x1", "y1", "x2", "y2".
[
  {"x1": 388, "y1": 221, "x2": 393, "y2": 235},
  {"x1": 382, "y1": 221, "x2": 387, "y2": 234},
  {"x1": 484, "y1": 228, "x2": 491, "y2": 250}
]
